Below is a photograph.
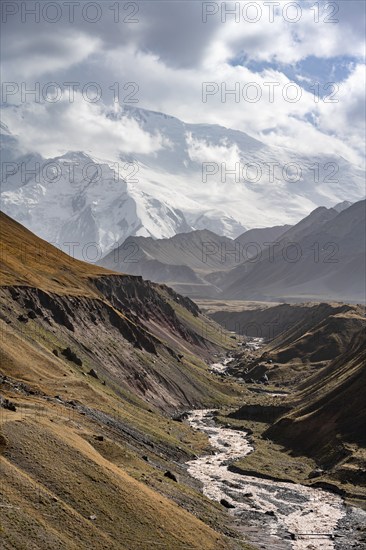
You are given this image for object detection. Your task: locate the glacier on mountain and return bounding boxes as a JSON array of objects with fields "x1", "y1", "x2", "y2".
[{"x1": 1, "y1": 105, "x2": 364, "y2": 260}]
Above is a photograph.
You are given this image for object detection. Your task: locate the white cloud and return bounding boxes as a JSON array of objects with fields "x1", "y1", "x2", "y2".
[
  {"x1": 186, "y1": 133, "x2": 241, "y2": 164},
  {"x1": 0, "y1": 0, "x2": 365, "y2": 167},
  {"x1": 2, "y1": 97, "x2": 167, "y2": 159},
  {"x1": 98, "y1": 47, "x2": 364, "y2": 165},
  {"x1": 316, "y1": 63, "x2": 366, "y2": 164}
]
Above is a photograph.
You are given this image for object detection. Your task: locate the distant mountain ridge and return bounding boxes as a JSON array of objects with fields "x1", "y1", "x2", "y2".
[
  {"x1": 1, "y1": 103, "x2": 365, "y2": 260},
  {"x1": 235, "y1": 225, "x2": 292, "y2": 253},
  {"x1": 99, "y1": 224, "x2": 292, "y2": 298},
  {"x1": 222, "y1": 200, "x2": 366, "y2": 302},
  {"x1": 100, "y1": 200, "x2": 365, "y2": 302}
]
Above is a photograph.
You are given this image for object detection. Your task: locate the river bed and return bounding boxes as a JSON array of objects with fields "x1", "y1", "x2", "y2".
[
  {"x1": 186, "y1": 346, "x2": 366, "y2": 548},
  {"x1": 187, "y1": 409, "x2": 351, "y2": 549}
]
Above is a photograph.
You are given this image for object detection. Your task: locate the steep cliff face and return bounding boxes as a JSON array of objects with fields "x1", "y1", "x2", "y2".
[
  {"x1": 93, "y1": 274, "x2": 203, "y2": 347},
  {"x1": 0, "y1": 281, "x2": 218, "y2": 411},
  {"x1": 0, "y1": 212, "x2": 236, "y2": 411},
  {"x1": 5, "y1": 284, "x2": 157, "y2": 350}
]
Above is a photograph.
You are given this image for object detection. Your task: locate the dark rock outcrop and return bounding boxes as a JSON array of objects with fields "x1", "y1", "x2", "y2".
[
  {"x1": 220, "y1": 499, "x2": 235, "y2": 509},
  {"x1": 164, "y1": 471, "x2": 178, "y2": 482},
  {"x1": 61, "y1": 347, "x2": 83, "y2": 367}
]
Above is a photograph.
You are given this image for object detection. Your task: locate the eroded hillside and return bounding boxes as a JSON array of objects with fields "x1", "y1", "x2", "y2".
[
  {"x1": 0, "y1": 213, "x2": 252, "y2": 550},
  {"x1": 210, "y1": 300, "x2": 366, "y2": 506}
]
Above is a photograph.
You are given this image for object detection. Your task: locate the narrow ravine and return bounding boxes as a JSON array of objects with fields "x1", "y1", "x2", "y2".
[{"x1": 186, "y1": 350, "x2": 366, "y2": 550}]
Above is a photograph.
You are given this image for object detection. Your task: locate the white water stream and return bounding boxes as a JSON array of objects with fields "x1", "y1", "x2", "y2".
[
  {"x1": 185, "y1": 343, "x2": 366, "y2": 549},
  {"x1": 210, "y1": 358, "x2": 232, "y2": 374},
  {"x1": 187, "y1": 411, "x2": 346, "y2": 549},
  {"x1": 246, "y1": 337, "x2": 265, "y2": 351}
]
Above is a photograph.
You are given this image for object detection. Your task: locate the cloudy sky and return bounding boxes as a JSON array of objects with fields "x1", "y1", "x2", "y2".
[{"x1": 1, "y1": 0, "x2": 365, "y2": 165}]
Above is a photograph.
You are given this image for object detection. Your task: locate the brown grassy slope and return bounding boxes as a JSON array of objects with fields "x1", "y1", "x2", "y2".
[
  {"x1": 223, "y1": 302, "x2": 365, "y2": 385},
  {"x1": 0, "y1": 210, "x2": 233, "y2": 352},
  {"x1": 255, "y1": 323, "x2": 366, "y2": 504},
  {"x1": 0, "y1": 323, "x2": 250, "y2": 549},
  {"x1": 0, "y1": 407, "x2": 243, "y2": 550},
  {"x1": 263, "y1": 306, "x2": 365, "y2": 367},
  {"x1": 266, "y1": 332, "x2": 366, "y2": 464},
  {"x1": 0, "y1": 212, "x2": 116, "y2": 296},
  {"x1": 0, "y1": 213, "x2": 254, "y2": 549},
  {"x1": 0, "y1": 210, "x2": 238, "y2": 411}
]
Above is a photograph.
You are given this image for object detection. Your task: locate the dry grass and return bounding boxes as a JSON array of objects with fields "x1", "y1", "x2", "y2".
[
  {"x1": 0, "y1": 213, "x2": 255, "y2": 549},
  {"x1": 0, "y1": 337, "x2": 251, "y2": 549},
  {"x1": 0, "y1": 212, "x2": 115, "y2": 296},
  {"x1": 0, "y1": 410, "x2": 240, "y2": 550}
]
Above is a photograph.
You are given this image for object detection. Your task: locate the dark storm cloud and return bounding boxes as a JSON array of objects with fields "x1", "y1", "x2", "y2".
[
  {"x1": 0, "y1": 1, "x2": 220, "y2": 70},
  {"x1": 134, "y1": 1, "x2": 220, "y2": 68}
]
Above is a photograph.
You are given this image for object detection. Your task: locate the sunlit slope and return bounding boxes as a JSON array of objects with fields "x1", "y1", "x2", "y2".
[
  {"x1": 0, "y1": 214, "x2": 250, "y2": 548},
  {"x1": 0, "y1": 405, "x2": 241, "y2": 550},
  {"x1": 0, "y1": 211, "x2": 115, "y2": 295},
  {"x1": 0, "y1": 211, "x2": 238, "y2": 412}
]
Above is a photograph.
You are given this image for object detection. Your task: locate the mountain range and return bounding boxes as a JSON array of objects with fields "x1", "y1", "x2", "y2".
[
  {"x1": 99, "y1": 224, "x2": 291, "y2": 298},
  {"x1": 100, "y1": 200, "x2": 366, "y2": 302},
  {"x1": 1, "y1": 212, "x2": 365, "y2": 546},
  {"x1": 0, "y1": 211, "x2": 249, "y2": 550},
  {"x1": 1, "y1": 105, "x2": 365, "y2": 262},
  {"x1": 220, "y1": 200, "x2": 366, "y2": 302}
]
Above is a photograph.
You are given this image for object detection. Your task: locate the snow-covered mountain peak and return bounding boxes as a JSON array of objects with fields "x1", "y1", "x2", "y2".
[{"x1": 1, "y1": 104, "x2": 365, "y2": 260}]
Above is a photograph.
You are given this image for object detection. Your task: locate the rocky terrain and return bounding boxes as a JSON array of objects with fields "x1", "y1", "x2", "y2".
[
  {"x1": 208, "y1": 301, "x2": 366, "y2": 508},
  {"x1": 1, "y1": 212, "x2": 365, "y2": 549},
  {"x1": 187, "y1": 409, "x2": 366, "y2": 550}
]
